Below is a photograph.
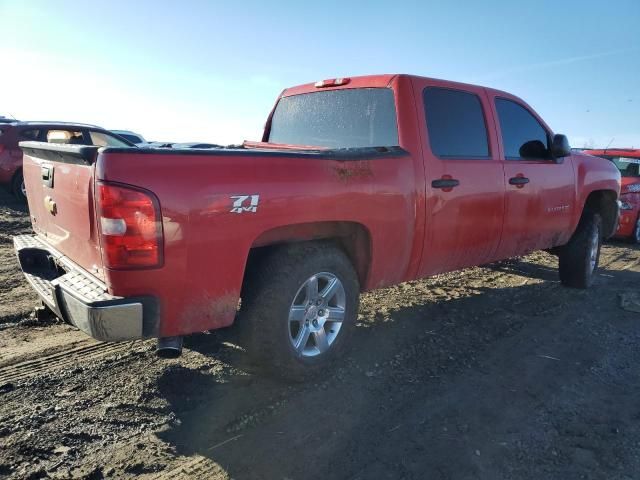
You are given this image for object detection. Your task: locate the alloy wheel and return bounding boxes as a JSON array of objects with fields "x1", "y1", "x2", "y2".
[{"x1": 288, "y1": 272, "x2": 346, "y2": 357}]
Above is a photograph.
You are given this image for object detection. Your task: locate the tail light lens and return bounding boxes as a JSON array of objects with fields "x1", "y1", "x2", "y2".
[{"x1": 96, "y1": 181, "x2": 163, "y2": 269}]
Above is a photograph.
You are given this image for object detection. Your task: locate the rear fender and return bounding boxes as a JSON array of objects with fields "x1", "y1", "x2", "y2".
[{"x1": 249, "y1": 221, "x2": 372, "y2": 289}]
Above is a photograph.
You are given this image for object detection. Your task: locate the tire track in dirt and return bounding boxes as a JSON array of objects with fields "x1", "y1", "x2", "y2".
[
  {"x1": 153, "y1": 456, "x2": 228, "y2": 480},
  {"x1": 148, "y1": 247, "x2": 639, "y2": 480},
  {"x1": 0, "y1": 341, "x2": 140, "y2": 385}
]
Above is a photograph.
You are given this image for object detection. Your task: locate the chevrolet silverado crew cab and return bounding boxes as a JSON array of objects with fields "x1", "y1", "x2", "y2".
[
  {"x1": 15, "y1": 74, "x2": 620, "y2": 379},
  {"x1": 584, "y1": 148, "x2": 640, "y2": 243}
]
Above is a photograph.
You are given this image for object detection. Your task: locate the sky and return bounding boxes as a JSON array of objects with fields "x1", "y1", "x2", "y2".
[{"x1": 0, "y1": 0, "x2": 638, "y2": 147}]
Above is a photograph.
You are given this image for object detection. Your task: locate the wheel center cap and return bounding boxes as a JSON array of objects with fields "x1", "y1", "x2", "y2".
[
  {"x1": 307, "y1": 305, "x2": 318, "y2": 318},
  {"x1": 309, "y1": 317, "x2": 324, "y2": 332}
]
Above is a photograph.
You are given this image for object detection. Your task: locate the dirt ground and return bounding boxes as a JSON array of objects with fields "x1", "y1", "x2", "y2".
[{"x1": 1, "y1": 188, "x2": 639, "y2": 480}]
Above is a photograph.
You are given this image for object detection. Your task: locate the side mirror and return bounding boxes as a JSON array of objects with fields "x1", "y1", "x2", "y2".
[
  {"x1": 519, "y1": 140, "x2": 548, "y2": 159},
  {"x1": 550, "y1": 134, "x2": 571, "y2": 159}
]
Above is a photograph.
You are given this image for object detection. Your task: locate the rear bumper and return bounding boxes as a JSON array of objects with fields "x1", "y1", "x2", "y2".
[{"x1": 13, "y1": 234, "x2": 159, "y2": 341}]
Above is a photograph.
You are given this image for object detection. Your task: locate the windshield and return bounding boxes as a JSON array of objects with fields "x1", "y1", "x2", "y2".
[
  {"x1": 268, "y1": 88, "x2": 399, "y2": 148},
  {"x1": 603, "y1": 156, "x2": 640, "y2": 178}
]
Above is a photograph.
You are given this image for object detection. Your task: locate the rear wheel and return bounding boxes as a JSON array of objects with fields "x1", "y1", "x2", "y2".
[
  {"x1": 11, "y1": 170, "x2": 26, "y2": 203},
  {"x1": 239, "y1": 243, "x2": 359, "y2": 381},
  {"x1": 558, "y1": 212, "x2": 602, "y2": 289}
]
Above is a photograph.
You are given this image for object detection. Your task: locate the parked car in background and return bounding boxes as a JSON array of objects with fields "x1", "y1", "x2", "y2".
[
  {"x1": 585, "y1": 148, "x2": 640, "y2": 243},
  {"x1": 15, "y1": 74, "x2": 620, "y2": 380},
  {"x1": 111, "y1": 130, "x2": 146, "y2": 145},
  {"x1": 0, "y1": 121, "x2": 134, "y2": 202}
]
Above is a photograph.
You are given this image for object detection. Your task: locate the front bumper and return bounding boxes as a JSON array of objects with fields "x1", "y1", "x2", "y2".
[
  {"x1": 614, "y1": 209, "x2": 638, "y2": 238},
  {"x1": 13, "y1": 235, "x2": 159, "y2": 341}
]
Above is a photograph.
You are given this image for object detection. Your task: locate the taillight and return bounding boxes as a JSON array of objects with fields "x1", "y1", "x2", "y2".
[{"x1": 96, "y1": 181, "x2": 163, "y2": 269}]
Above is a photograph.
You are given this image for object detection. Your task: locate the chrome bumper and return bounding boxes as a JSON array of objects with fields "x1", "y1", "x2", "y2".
[{"x1": 13, "y1": 234, "x2": 158, "y2": 341}]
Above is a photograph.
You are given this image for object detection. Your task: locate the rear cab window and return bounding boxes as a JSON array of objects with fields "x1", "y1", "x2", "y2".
[
  {"x1": 423, "y1": 87, "x2": 490, "y2": 158},
  {"x1": 495, "y1": 99, "x2": 550, "y2": 160},
  {"x1": 268, "y1": 88, "x2": 399, "y2": 148}
]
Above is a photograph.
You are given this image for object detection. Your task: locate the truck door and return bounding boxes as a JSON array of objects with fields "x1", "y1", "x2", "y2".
[
  {"x1": 487, "y1": 93, "x2": 576, "y2": 258},
  {"x1": 414, "y1": 79, "x2": 505, "y2": 277}
]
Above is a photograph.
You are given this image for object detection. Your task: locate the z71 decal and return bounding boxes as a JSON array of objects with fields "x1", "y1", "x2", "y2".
[{"x1": 230, "y1": 195, "x2": 260, "y2": 213}]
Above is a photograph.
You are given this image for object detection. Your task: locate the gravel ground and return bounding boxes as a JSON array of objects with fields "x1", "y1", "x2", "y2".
[{"x1": 0, "y1": 187, "x2": 639, "y2": 480}]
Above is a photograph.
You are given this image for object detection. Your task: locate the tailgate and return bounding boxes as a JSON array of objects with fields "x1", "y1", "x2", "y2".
[{"x1": 20, "y1": 142, "x2": 104, "y2": 277}]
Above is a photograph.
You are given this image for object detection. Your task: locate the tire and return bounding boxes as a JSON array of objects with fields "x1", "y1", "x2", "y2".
[
  {"x1": 11, "y1": 170, "x2": 26, "y2": 203},
  {"x1": 239, "y1": 242, "x2": 360, "y2": 381},
  {"x1": 558, "y1": 211, "x2": 602, "y2": 289},
  {"x1": 632, "y1": 215, "x2": 640, "y2": 245}
]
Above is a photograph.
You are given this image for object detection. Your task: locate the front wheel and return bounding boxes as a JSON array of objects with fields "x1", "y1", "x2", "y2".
[
  {"x1": 558, "y1": 212, "x2": 602, "y2": 289},
  {"x1": 239, "y1": 243, "x2": 360, "y2": 381}
]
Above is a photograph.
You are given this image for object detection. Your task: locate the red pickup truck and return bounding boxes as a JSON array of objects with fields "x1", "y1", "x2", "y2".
[
  {"x1": 15, "y1": 74, "x2": 620, "y2": 379},
  {"x1": 584, "y1": 149, "x2": 640, "y2": 243}
]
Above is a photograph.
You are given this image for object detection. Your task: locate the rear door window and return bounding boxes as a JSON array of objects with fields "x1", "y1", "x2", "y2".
[
  {"x1": 268, "y1": 88, "x2": 399, "y2": 148},
  {"x1": 46, "y1": 130, "x2": 88, "y2": 145},
  {"x1": 88, "y1": 131, "x2": 131, "y2": 147},
  {"x1": 495, "y1": 99, "x2": 549, "y2": 160},
  {"x1": 423, "y1": 87, "x2": 490, "y2": 158}
]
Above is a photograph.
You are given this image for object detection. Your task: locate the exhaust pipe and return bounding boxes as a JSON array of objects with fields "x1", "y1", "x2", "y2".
[{"x1": 156, "y1": 336, "x2": 183, "y2": 358}]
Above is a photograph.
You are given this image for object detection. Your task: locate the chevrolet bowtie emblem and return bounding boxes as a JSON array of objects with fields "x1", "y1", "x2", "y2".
[{"x1": 44, "y1": 196, "x2": 57, "y2": 215}]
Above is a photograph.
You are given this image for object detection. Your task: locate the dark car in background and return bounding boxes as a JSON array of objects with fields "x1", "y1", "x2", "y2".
[{"x1": 0, "y1": 121, "x2": 134, "y2": 201}]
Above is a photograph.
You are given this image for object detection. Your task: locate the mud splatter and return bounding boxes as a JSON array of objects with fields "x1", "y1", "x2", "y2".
[{"x1": 333, "y1": 161, "x2": 373, "y2": 182}]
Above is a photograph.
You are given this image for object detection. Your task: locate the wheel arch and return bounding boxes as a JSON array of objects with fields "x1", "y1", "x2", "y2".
[
  {"x1": 243, "y1": 221, "x2": 372, "y2": 291},
  {"x1": 582, "y1": 189, "x2": 618, "y2": 238}
]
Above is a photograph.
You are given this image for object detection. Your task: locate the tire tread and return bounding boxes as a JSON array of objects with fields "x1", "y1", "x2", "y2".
[{"x1": 558, "y1": 211, "x2": 602, "y2": 289}]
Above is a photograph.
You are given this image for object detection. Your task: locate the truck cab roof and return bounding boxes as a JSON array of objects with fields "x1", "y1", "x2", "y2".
[{"x1": 281, "y1": 73, "x2": 513, "y2": 99}]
